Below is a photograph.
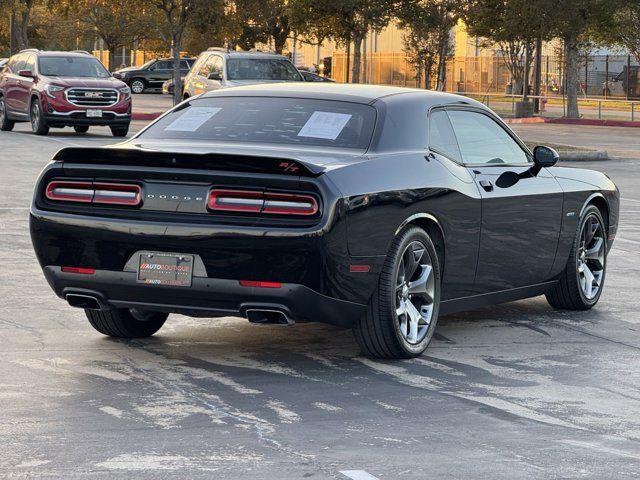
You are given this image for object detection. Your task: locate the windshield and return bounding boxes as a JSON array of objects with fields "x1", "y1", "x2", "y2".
[
  {"x1": 227, "y1": 58, "x2": 302, "y2": 81},
  {"x1": 38, "y1": 56, "x2": 111, "y2": 78},
  {"x1": 138, "y1": 97, "x2": 376, "y2": 149}
]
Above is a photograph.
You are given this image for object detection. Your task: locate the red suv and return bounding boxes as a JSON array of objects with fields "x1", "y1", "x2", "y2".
[{"x1": 0, "y1": 50, "x2": 131, "y2": 136}]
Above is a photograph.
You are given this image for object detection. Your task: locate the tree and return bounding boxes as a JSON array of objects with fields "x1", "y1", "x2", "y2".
[
  {"x1": 601, "y1": 4, "x2": 640, "y2": 63},
  {"x1": 291, "y1": 0, "x2": 396, "y2": 83},
  {"x1": 398, "y1": 0, "x2": 458, "y2": 91},
  {"x1": 551, "y1": 0, "x2": 622, "y2": 117},
  {"x1": 1, "y1": 0, "x2": 38, "y2": 52},
  {"x1": 150, "y1": 0, "x2": 197, "y2": 105},
  {"x1": 63, "y1": 0, "x2": 152, "y2": 70},
  {"x1": 463, "y1": 0, "x2": 554, "y2": 98}
]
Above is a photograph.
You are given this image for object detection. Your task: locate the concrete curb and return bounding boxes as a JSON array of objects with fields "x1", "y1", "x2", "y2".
[
  {"x1": 504, "y1": 117, "x2": 546, "y2": 124},
  {"x1": 131, "y1": 112, "x2": 164, "y2": 121},
  {"x1": 558, "y1": 150, "x2": 609, "y2": 162},
  {"x1": 546, "y1": 118, "x2": 640, "y2": 128}
]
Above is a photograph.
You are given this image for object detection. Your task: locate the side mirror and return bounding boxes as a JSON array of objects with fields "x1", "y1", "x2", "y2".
[
  {"x1": 18, "y1": 69, "x2": 35, "y2": 78},
  {"x1": 533, "y1": 145, "x2": 559, "y2": 169},
  {"x1": 208, "y1": 72, "x2": 222, "y2": 81},
  {"x1": 496, "y1": 146, "x2": 560, "y2": 189}
]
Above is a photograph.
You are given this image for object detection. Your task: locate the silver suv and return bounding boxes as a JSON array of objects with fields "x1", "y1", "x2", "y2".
[{"x1": 182, "y1": 48, "x2": 304, "y2": 99}]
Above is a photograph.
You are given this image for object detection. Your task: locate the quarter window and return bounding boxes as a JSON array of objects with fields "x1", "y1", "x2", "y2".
[
  {"x1": 446, "y1": 110, "x2": 529, "y2": 165},
  {"x1": 429, "y1": 110, "x2": 462, "y2": 162}
]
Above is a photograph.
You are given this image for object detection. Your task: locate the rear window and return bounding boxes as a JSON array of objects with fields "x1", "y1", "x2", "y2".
[
  {"x1": 139, "y1": 97, "x2": 376, "y2": 149},
  {"x1": 38, "y1": 56, "x2": 111, "y2": 78},
  {"x1": 227, "y1": 58, "x2": 302, "y2": 81}
]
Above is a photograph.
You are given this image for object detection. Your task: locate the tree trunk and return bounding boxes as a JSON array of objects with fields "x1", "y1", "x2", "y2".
[
  {"x1": 273, "y1": 30, "x2": 288, "y2": 55},
  {"x1": 352, "y1": 32, "x2": 362, "y2": 84},
  {"x1": 565, "y1": 35, "x2": 580, "y2": 118},
  {"x1": 172, "y1": 39, "x2": 182, "y2": 105},
  {"x1": 11, "y1": 8, "x2": 30, "y2": 51},
  {"x1": 436, "y1": 29, "x2": 448, "y2": 91}
]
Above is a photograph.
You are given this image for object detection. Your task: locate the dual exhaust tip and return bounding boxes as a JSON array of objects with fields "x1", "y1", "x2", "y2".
[{"x1": 65, "y1": 293, "x2": 295, "y2": 326}]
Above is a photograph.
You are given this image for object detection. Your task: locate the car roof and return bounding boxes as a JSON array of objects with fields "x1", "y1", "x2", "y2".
[
  {"x1": 200, "y1": 83, "x2": 485, "y2": 107},
  {"x1": 202, "y1": 50, "x2": 290, "y2": 60},
  {"x1": 26, "y1": 51, "x2": 95, "y2": 58}
]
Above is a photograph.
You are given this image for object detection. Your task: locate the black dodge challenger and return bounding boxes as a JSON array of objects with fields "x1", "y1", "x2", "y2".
[{"x1": 30, "y1": 84, "x2": 619, "y2": 359}]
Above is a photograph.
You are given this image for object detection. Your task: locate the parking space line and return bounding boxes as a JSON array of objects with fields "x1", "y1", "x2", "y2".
[
  {"x1": 615, "y1": 237, "x2": 640, "y2": 246},
  {"x1": 340, "y1": 470, "x2": 381, "y2": 480}
]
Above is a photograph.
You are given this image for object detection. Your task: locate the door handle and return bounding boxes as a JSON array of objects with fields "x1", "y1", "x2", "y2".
[{"x1": 479, "y1": 179, "x2": 493, "y2": 192}]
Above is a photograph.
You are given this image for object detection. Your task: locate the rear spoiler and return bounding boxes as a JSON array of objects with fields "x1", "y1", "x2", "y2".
[{"x1": 52, "y1": 146, "x2": 325, "y2": 177}]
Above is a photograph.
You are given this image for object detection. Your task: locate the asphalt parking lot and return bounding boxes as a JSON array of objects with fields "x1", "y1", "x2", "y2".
[{"x1": 1, "y1": 121, "x2": 639, "y2": 479}]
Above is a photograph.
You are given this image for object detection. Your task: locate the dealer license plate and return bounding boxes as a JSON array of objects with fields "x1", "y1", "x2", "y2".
[
  {"x1": 86, "y1": 109, "x2": 103, "y2": 118},
  {"x1": 137, "y1": 253, "x2": 193, "y2": 287}
]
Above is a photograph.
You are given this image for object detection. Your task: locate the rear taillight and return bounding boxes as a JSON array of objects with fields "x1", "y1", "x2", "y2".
[
  {"x1": 45, "y1": 181, "x2": 141, "y2": 206},
  {"x1": 46, "y1": 181, "x2": 94, "y2": 203},
  {"x1": 93, "y1": 183, "x2": 141, "y2": 206},
  {"x1": 61, "y1": 266, "x2": 96, "y2": 275},
  {"x1": 208, "y1": 189, "x2": 318, "y2": 216}
]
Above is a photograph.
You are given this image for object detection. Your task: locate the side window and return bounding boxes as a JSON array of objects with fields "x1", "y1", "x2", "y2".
[
  {"x1": 211, "y1": 57, "x2": 223, "y2": 78},
  {"x1": 180, "y1": 60, "x2": 191, "y2": 70},
  {"x1": 11, "y1": 54, "x2": 26, "y2": 73},
  {"x1": 198, "y1": 55, "x2": 215, "y2": 77},
  {"x1": 23, "y1": 54, "x2": 36, "y2": 73},
  {"x1": 190, "y1": 55, "x2": 206, "y2": 75},
  {"x1": 447, "y1": 110, "x2": 529, "y2": 165},
  {"x1": 155, "y1": 60, "x2": 172, "y2": 70},
  {"x1": 429, "y1": 110, "x2": 462, "y2": 163}
]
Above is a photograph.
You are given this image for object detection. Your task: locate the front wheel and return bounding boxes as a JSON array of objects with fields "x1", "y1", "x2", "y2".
[
  {"x1": 546, "y1": 205, "x2": 607, "y2": 310},
  {"x1": 130, "y1": 79, "x2": 146, "y2": 94},
  {"x1": 110, "y1": 125, "x2": 129, "y2": 137},
  {"x1": 85, "y1": 308, "x2": 168, "y2": 338},
  {"x1": 354, "y1": 226, "x2": 441, "y2": 359},
  {"x1": 0, "y1": 97, "x2": 15, "y2": 131},
  {"x1": 30, "y1": 99, "x2": 49, "y2": 136}
]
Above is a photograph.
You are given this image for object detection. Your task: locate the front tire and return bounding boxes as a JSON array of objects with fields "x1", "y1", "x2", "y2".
[
  {"x1": 546, "y1": 205, "x2": 607, "y2": 310},
  {"x1": 354, "y1": 226, "x2": 441, "y2": 359},
  {"x1": 0, "y1": 97, "x2": 15, "y2": 131},
  {"x1": 110, "y1": 125, "x2": 129, "y2": 137},
  {"x1": 85, "y1": 308, "x2": 168, "y2": 338},
  {"x1": 30, "y1": 98, "x2": 49, "y2": 136},
  {"x1": 130, "y1": 79, "x2": 146, "y2": 94}
]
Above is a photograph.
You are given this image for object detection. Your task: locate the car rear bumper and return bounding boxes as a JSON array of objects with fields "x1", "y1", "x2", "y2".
[{"x1": 42, "y1": 266, "x2": 365, "y2": 327}]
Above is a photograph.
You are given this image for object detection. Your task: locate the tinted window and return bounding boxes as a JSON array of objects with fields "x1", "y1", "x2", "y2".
[
  {"x1": 429, "y1": 110, "x2": 462, "y2": 162},
  {"x1": 447, "y1": 110, "x2": 529, "y2": 165},
  {"x1": 227, "y1": 58, "x2": 301, "y2": 81},
  {"x1": 180, "y1": 60, "x2": 191, "y2": 69},
  {"x1": 139, "y1": 97, "x2": 376, "y2": 149},
  {"x1": 38, "y1": 56, "x2": 111, "y2": 78},
  {"x1": 155, "y1": 60, "x2": 172, "y2": 70}
]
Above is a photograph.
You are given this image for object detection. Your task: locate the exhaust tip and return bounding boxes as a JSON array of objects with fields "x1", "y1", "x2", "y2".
[
  {"x1": 65, "y1": 293, "x2": 103, "y2": 310},
  {"x1": 245, "y1": 309, "x2": 294, "y2": 325}
]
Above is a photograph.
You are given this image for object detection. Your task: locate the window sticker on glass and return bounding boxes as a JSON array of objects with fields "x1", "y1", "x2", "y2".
[
  {"x1": 165, "y1": 107, "x2": 222, "y2": 132},
  {"x1": 297, "y1": 111, "x2": 352, "y2": 140}
]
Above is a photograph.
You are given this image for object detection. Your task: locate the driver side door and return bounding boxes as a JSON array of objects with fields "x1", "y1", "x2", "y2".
[{"x1": 446, "y1": 108, "x2": 564, "y2": 292}]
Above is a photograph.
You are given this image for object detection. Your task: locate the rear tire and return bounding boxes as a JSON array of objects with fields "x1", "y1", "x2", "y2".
[
  {"x1": 353, "y1": 226, "x2": 441, "y2": 359},
  {"x1": 85, "y1": 308, "x2": 168, "y2": 338},
  {"x1": 546, "y1": 205, "x2": 607, "y2": 310},
  {"x1": 110, "y1": 125, "x2": 129, "y2": 137},
  {"x1": 74, "y1": 126, "x2": 89, "y2": 133},
  {"x1": 30, "y1": 98, "x2": 49, "y2": 136},
  {"x1": 0, "y1": 97, "x2": 15, "y2": 131}
]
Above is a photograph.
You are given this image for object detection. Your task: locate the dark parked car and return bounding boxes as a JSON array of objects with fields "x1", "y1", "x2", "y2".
[
  {"x1": 0, "y1": 49, "x2": 131, "y2": 136},
  {"x1": 299, "y1": 70, "x2": 335, "y2": 82},
  {"x1": 30, "y1": 84, "x2": 619, "y2": 359},
  {"x1": 113, "y1": 58, "x2": 195, "y2": 94}
]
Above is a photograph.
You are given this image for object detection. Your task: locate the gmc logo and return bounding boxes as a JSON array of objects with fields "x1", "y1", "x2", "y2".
[{"x1": 85, "y1": 92, "x2": 103, "y2": 98}]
